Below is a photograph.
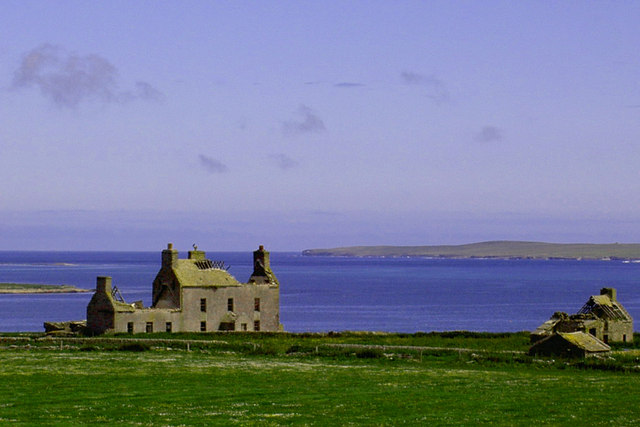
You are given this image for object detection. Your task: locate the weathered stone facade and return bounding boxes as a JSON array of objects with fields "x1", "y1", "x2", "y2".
[
  {"x1": 87, "y1": 244, "x2": 281, "y2": 335},
  {"x1": 532, "y1": 288, "x2": 633, "y2": 344}
]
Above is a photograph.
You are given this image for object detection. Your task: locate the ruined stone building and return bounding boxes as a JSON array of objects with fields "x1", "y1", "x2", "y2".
[
  {"x1": 532, "y1": 287, "x2": 633, "y2": 344},
  {"x1": 87, "y1": 244, "x2": 281, "y2": 335},
  {"x1": 529, "y1": 331, "x2": 611, "y2": 358}
]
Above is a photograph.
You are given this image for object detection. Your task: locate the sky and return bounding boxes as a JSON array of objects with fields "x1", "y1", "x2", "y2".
[{"x1": 1, "y1": 1, "x2": 640, "y2": 251}]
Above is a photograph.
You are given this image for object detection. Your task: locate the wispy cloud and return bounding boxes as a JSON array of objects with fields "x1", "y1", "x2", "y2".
[
  {"x1": 133, "y1": 81, "x2": 163, "y2": 102},
  {"x1": 269, "y1": 153, "x2": 299, "y2": 170},
  {"x1": 400, "y1": 71, "x2": 449, "y2": 104},
  {"x1": 11, "y1": 44, "x2": 163, "y2": 108},
  {"x1": 282, "y1": 105, "x2": 326, "y2": 136},
  {"x1": 198, "y1": 154, "x2": 228, "y2": 174},
  {"x1": 474, "y1": 126, "x2": 504, "y2": 143},
  {"x1": 334, "y1": 82, "x2": 365, "y2": 88}
]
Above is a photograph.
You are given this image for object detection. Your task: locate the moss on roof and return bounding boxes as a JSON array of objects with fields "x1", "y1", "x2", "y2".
[
  {"x1": 173, "y1": 259, "x2": 241, "y2": 288},
  {"x1": 558, "y1": 332, "x2": 610, "y2": 352},
  {"x1": 590, "y1": 295, "x2": 613, "y2": 306}
]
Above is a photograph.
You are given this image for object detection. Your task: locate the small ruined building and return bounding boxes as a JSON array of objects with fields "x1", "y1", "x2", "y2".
[
  {"x1": 529, "y1": 331, "x2": 611, "y2": 358},
  {"x1": 87, "y1": 244, "x2": 281, "y2": 335},
  {"x1": 532, "y1": 288, "x2": 633, "y2": 344}
]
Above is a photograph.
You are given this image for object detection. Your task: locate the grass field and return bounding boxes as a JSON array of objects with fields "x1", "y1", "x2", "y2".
[{"x1": 2, "y1": 332, "x2": 640, "y2": 425}]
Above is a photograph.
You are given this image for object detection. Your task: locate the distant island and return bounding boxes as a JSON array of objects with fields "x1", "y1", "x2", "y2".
[
  {"x1": 0, "y1": 283, "x2": 90, "y2": 294},
  {"x1": 302, "y1": 241, "x2": 640, "y2": 260}
]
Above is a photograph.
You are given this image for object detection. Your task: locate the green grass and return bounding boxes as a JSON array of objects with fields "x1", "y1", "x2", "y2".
[
  {"x1": 2, "y1": 333, "x2": 640, "y2": 424},
  {"x1": 111, "y1": 330, "x2": 533, "y2": 352},
  {"x1": 303, "y1": 240, "x2": 640, "y2": 259}
]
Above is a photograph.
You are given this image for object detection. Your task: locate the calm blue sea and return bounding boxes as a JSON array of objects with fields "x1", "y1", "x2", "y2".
[{"x1": 1, "y1": 251, "x2": 639, "y2": 333}]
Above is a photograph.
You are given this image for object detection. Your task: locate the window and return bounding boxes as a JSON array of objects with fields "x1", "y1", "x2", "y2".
[
  {"x1": 623, "y1": 334, "x2": 627, "y2": 343},
  {"x1": 146, "y1": 322, "x2": 153, "y2": 333},
  {"x1": 166, "y1": 322, "x2": 172, "y2": 333},
  {"x1": 200, "y1": 321, "x2": 207, "y2": 332},
  {"x1": 227, "y1": 298, "x2": 234, "y2": 312},
  {"x1": 241, "y1": 323, "x2": 247, "y2": 331},
  {"x1": 589, "y1": 328, "x2": 596, "y2": 336},
  {"x1": 603, "y1": 335, "x2": 609, "y2": 344},
  {"x1": 218, "y1": 322, "x2": 235, "y2": 331},
  {"x1": 127, "y1": 322, "x2": 134, "y2": 334},
  {"x1": 254, "y1": 320, "x2": 260, "y2": 332},
  {"x1": 200, "y1": 298, "x2": 206, "y2": 312},
  {"x1": 254, "y1": 298, "x2": 260, "y2": 312}
]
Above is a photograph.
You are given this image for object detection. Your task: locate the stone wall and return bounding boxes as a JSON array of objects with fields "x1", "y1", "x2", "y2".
[{"x1": 111, "y1": 283, "x2": 280, "y2": 333}]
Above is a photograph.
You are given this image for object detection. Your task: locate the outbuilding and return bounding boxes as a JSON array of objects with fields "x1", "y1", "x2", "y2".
[
  {"x1": 531, "y1": 288, "x2": 633, "y2": 344},
  {"x1": 529, "y1": 331, "x2": 611, "y2": 358}
]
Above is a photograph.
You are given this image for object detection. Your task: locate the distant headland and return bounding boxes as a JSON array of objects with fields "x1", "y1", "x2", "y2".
[
  {"x1": 0, "y1": 283, "x2": 90, "y2": 294},
  {"x1": 302, "y1": 241, "x2": 640, "y2": 260}
]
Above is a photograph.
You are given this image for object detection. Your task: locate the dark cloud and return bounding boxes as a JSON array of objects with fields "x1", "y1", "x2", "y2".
[
  {"x1": 474, "y1": 126, "x2": 504, "y2": 143},
  {"x1": 282, "y1": 105, "x2": 326, "y2": 136},
  {"x1": 198, "y1": 154, "x2": 228, "y2": 174},
  {"x1": 334, "y1": 82, "x2": 365, "y2": 88},
  {"x1": 11, "y1": 44, "x2": 162, "y2": 108},
  {"x1": 269, "y1": 153, "x2": 299, "y2": 170},
  {"x1": 400, "y1": 71, "x2": 449, "y2": 104}
]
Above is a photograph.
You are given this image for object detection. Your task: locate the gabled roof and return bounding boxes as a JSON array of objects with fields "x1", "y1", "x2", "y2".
[
  {"x1": 557, "y1": 332, "x2": 610, "y2": 353},
  {"x1": 577, "y1": 294, "x2": 632, "y2": 321},
  {"x1": 530, "y1": 331, "x2": 611, "y2": 356},
  {"x1": 172, "y1": 259, "x2": 241, "y2": 288}
]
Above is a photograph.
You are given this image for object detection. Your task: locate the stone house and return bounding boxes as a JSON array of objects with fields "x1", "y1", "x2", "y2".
[
  {"x1": 531, "y1": 288, "x2": 633, "y2": 344},
  {"x1": 87, "y1": 244, "x2": 281, "y2": 335},
  {"x1": 529, "y1": 331, "x2": 611, "y2": 358}
]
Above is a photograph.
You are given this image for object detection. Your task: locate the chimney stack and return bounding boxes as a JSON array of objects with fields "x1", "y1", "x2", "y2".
[
  {"x1": 252, "y1": 245, "x2": 270, "y2": 276},
  {"x1": 96, "y1": 276, "x2": 112, "y2": 294},
  {"x1": 162, "y1": 243, "x2": 179, "y2": 268},
  {"x1": 601, "y1": 287, "x2": 617, "y2": 302}
]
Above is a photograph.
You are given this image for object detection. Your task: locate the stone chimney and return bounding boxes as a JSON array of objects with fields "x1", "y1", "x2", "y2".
[
  {"x1": 188, "y1": 244, "x2": 206, "y2": 261},
  {"x1": 96, "y1": 276, "x2": 112, "y2": 294},
  {"x1": 248, "y1": 245, "x2": 278, "y2": 285},
  {"x1": 162, "y1": 243, "x2": 179, "y2": 268},
  {"x1": 252, "y1": 245, "x2": 270, "y2": 276},
  {"x1": 601, "y1": 287, "x2": 617, "y2": 301}
]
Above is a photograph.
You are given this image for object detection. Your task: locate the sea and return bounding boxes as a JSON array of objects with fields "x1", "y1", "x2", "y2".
[{"x1": 1, "y1": 251, "x2": 640, "y2": 333}]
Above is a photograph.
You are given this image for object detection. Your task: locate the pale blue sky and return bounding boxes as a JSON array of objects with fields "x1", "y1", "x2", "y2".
[{"x1": 1, "y1": 1, "x2": 640, "y2": 250}]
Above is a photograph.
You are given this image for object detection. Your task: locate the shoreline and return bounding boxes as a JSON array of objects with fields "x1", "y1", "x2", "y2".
[
  {"x1": 302, "y1": 241, "x2": 640, "y2": 260},
  {"x1": 0, "y1": 284, "x2": 91, "y2": 294},
  {"x1": 302, "y1": 254, "x2": 637, "y2": 261}
]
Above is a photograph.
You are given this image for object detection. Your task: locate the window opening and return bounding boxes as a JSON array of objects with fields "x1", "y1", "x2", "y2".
[{"x1": 218, "y1": 322, "x2": 235, "y2": 331}]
